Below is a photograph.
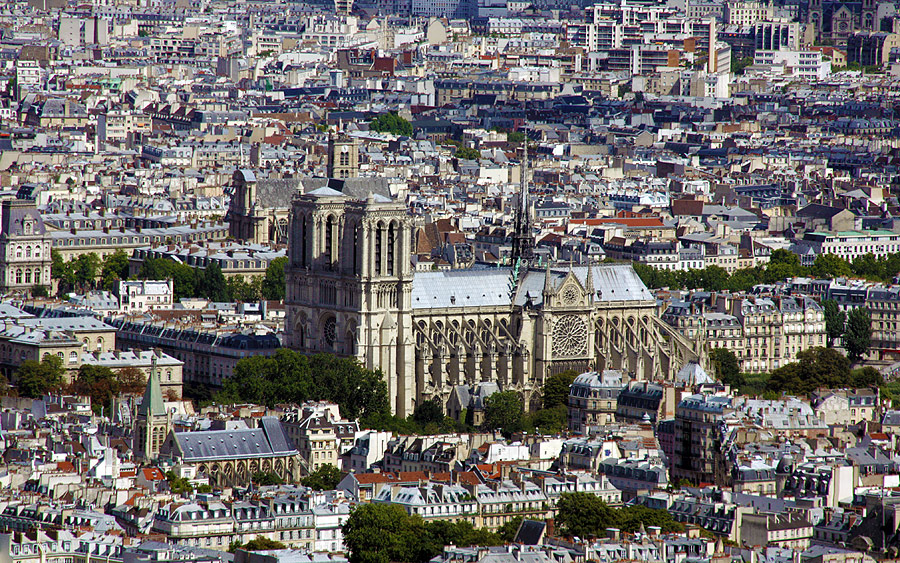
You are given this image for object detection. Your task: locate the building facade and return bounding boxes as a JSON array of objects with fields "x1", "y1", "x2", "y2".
[
  {"x1": 284, "y1": 190, "x2": 701, "y2": 416},
  {"x1": 0, "y1": 199, "x2": 52, "y2": 295}
]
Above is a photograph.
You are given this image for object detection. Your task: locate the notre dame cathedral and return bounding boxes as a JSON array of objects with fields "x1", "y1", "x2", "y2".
[{"x1": 283, "y1": 187, "x2": 702, "y2": 417}]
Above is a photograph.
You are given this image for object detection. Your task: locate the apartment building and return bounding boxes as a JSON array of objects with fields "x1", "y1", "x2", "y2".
[
  {"x1": 798, "y1": 230, "x2": 900, "y2": 262},
  {"x1": 663, "y1": 294, "x2": 825, "y2": 373},
  {"x1": 281, "y1": 403, "x2": 359, "y2": 473},
  {"x1": 672, "y1": 394, "x2": 734, "y2": 485}
]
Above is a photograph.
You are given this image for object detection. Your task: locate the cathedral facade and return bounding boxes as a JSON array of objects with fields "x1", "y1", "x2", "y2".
[{"x1": 284, "y1": 189, "x2": 701, "y2": 416}]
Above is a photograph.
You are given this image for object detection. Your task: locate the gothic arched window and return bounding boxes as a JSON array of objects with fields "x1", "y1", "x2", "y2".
[
  {"x1": 324, "y1": 215, "x2": 334, "y2": 269},
  {"x1": 387, "y1": 222, "x2": 396, "y2": 276}
]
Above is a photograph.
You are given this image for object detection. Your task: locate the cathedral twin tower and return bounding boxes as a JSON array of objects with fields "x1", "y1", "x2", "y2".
[{"x1": 285, "y1": 188, "x2": 417, "y2": 414}]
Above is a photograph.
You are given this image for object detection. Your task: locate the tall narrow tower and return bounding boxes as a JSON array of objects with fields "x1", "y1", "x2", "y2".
[
  {"x1": 510, "y1": 136, "x2": 535, "y2": 264},
  {"x1": 133, "y1": 356, "x2": 170, "y2": 461},
  {"x1": 285, "y1": 189, "x2": 416, "y2": 415},
  {"x1": 327, "y1": 134, "x2": 359, "y2": 179}
]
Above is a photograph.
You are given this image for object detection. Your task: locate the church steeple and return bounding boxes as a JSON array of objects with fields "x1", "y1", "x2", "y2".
[
  {"x1": 510, "y1": 131, "x2": 535, "y2": 264},
  {"x1": 139, "y1": 356, "x2": 166, "y2": 417},
  {"x1": 134, "y1": 355, "x2": 170, "y2": 461}
]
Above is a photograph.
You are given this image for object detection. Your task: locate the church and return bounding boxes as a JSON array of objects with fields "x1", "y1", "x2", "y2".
[{"x1": 283, "y1": 186, "x2": 702, "y2": 417}]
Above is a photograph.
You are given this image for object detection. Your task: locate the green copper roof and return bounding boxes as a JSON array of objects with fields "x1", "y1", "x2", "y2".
[{"x1": 138, "y1": 364, "x2": 166, "y2": 417}]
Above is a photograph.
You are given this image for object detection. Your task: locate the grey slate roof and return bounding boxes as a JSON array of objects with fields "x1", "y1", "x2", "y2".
[
  {"x1": 172, "y1": 416, "x2": 298, "y2": 462},
  {"x1": 410, "y1": 264, "x2": 652, "y2": 310},
  {"x1": 253, "y1": 176, "x2": 392, "y2": 209}
]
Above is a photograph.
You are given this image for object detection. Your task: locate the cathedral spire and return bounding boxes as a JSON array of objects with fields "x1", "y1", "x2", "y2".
[
  {"x1": 585, "y1": 263, "x2": 594, "y2": 299},
  {"x1": 510, "y1": 128, "x2": 534, "y2": 264},
  {"x1": 543, "y1": 260, "x2": 553, "y2": 294}
]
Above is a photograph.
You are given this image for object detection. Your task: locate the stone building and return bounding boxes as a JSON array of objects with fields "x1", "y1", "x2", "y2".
[
  {"x1": 284, "y1": 189, "x2": 701, "y2": 416},
  {"x1": 807, "y1": 0, "x2": 878, "y2": 44},
  {"x1": 0, "y1": 199, "x2": 52, "y2": 295},
  {"x1": 159, "y1": 417, "x2": 300, "y2": 486}
]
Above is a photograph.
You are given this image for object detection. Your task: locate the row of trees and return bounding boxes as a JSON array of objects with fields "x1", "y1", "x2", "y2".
[
  {"x1": 12, "y1": 356, "x2": 148, "y2": 414},
  {"x1": 362, "y1": 371, "x2": 578, "y2": 437},
  {"x1": 341, "y1": 494, "x2": 682, "y2": 563},
  {"x1": 633, "y1": 249, "x2": 900, "y2": 293},
  {"x1": 216, "y1": 349, "x2": 389, "y2": 420},
  {"x1": 710, "y1": 346, "x2": 883, "y2": 396},
  {"x1": 51, "y1": 250, "x2": 288, "y2": 303},
  {"x1": 138, "y1": 256, "x2": 287, "y2": 302},
  {"x1": 342, "y1": 504, "x2": 510, "y2": 563},
  {"x1": 555, "y1": 492, "x2": 684, "y2": 538},
  {"x1": 52, "y1": 250, "x2": 130, "y2": 294},
  {"x1": 822, "y1": 300, "x2": 872, "y2": 361}
]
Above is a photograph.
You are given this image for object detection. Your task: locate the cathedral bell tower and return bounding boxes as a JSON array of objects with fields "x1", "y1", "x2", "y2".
[{"x1": 285, "y1": 189, "x2": 416, "y2": 416}]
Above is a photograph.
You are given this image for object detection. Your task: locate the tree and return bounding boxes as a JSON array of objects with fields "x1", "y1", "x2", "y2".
[
  {"x1": 731, "y1": 55, "x2": 754, "y2": 75},
  {"x1": 412, "y1": 398, "x2": 444, "y2": 427},
  {"x1": 101, "y1": 250, "x2": 130, "y2": 290},
  {"x1": 217, "y1": 350, "x2": 390, "y2": 420},
  {"x1": 542, "y1": 370, "x2": 577, "y2": 409},
  {"x1": 118, "y1": 366, "x2": 147, "y2": 394},
  {"x1": 846, "y1": 307, "x2": 872, "y2": 363},
  {"x1": 51, "y1": 250, "x2": 76, "y2": 294},
  {"x1": 454, "y1": 146, "x2": 481, "y2": 160},
  {"x1": 555, "y1": 492, "x2": 619, "y2": 538},
  {"x1": 766, "y1": 347, "x2": 851, "y2": 394},
  {"x1": 70, "y1": 365, "x2": 119, "y2": 416},
  {"x1": 342, "y1": 503, "x2": 429, "y2": 563},
  {"x1": 482, "y1": 390, "x2": 522, "y2": 435},
  {"x1": 73, "y1": 253, "x2": 101, "y2": 290},
  {"x1": 201, "y1": 263, "x2": 229, "y2": 302},
  {"x1": 262, "y1": 256, "x2": 287, "y2": 300},
  {"x1": 810, "y1": 253, "x2": 852, "y2": 279},
  {"x1": 823, "y1": 299, "x2": 846, "y2": 347},
  {"x1": 240, "y1": 537, "x2": 286, "y2": 551},
  {"x1": 165, "y1": 470, "x2": 194, "y2": 494},
  {"x1": 497, "y1": 516, "x2": 523, "y2": 542},
  {"x1": 555, "y1": 493, "x2": 683, "y2": 539},
  {"x1": 369, "y1": 112, "x2": 413, "y2": 136},
  {"x1": 709, "y1": 348, "x2": 742, "y2": 387},
  {"x1": 342, "y1": 503, "x2": 502, "y2": 563},
  {"x1": 252, "y1": 471, "x2": 284, "y2": 486},
  {"x1": 31, "y1": 285, "x2": 48, "y2": 298},
  {"x1": 16, "y1": 355, "x2": 65, "y2": 398},
  {"x1": 226, "y1": 276, "x2": 261, "y2": 302},
  {"x1": 138, "y1": 258, "x2": 196, "y2": 300},
  {"x1": 301, "y1": 464, "x2": 343, "y2": 490}
]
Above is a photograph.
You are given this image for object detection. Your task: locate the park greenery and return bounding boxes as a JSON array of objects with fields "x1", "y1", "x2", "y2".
[
  {"x1": 632, "y1": 248, "x2": 900, "y2": 293},
  {"x1": 369, "y1": 112, "x2": 413, "y2": 136},
  {"x1": 708, "y1": 346, "x2": 883, "y2": 398},
  {"x1": 555, "y1": 492, "x2": 684, "y2": 538},
  {"x1": 51, "y1": 251, "x2": 288, "y2": 303},
  {"x1": 217, "y1": 349, "x2": 389, "y2": 420},
  {"x1": 342, "y1": 503, "x2": 504, "y2": 563}
]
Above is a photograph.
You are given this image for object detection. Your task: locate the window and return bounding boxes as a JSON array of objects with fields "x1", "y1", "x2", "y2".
[{"x1": 15, "y1": 269, "x2": 21, "y2": 284}]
